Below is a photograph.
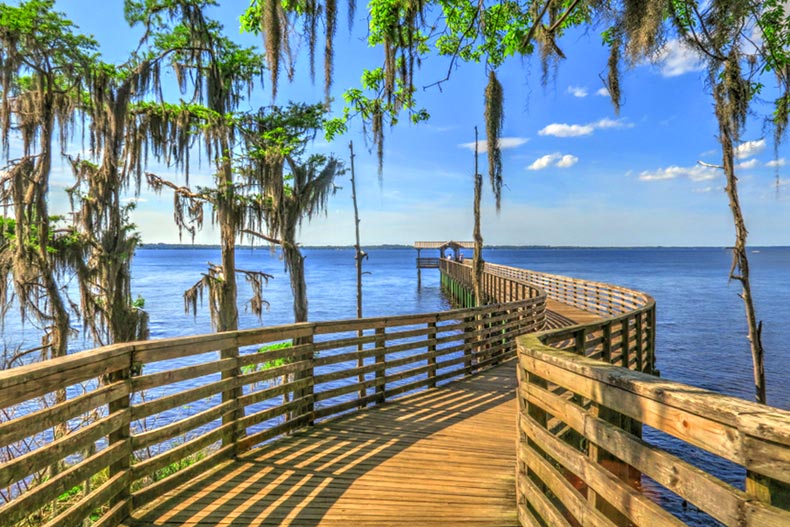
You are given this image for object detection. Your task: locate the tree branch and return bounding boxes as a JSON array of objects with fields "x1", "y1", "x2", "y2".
[
  {"x1": 546, "y1": 0, "x2": 581, "y2": 33},
  {"x1": 241, "y1": 229, "x2": 284, "y2": 246}
]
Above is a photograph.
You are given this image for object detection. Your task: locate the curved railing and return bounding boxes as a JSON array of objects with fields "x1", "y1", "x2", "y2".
[
  {"x1": 511, "y1": 278, "x2": 790, "y2": 526},
  {"x1": 442, "y1": 259, "x2": 656, "y2": 374},
  {"x1": 441, "y1": 259, "x2": 790, "y2": 526},
  {"x1": 0, "y1": 264, "x2": 545, "y2": 527}
]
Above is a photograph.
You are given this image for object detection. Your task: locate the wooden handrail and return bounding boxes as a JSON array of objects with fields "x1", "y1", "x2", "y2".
[
  {"x1": 517, "y1": 335, "x2": 790, "y2": 526},
  {"x1": 0, "y1": 261, "x2": 549, "y2": 527},
  {"x1": 512, "y1": 268, "x2": 790, "y2": 525},
  {"x1": 441, "y1": 259, "x2": 656, "y2": 374}
]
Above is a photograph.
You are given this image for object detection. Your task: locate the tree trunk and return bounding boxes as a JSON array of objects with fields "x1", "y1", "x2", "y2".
[
  {"x1": 283, "y1": 237, "x2": 308, "y2": 323},
  {"x1": 216, "y1": 137, "x2": 242, "y2": 449},
  {"x1": 350, "y1": 141, "x2": 363, "y2": 320},
  {"x1": 283, "y1": 226, "x2": 312, "y2": 423},
  {"x1": 714, "y1": 87, "x2": 767, "y2": 404},
  {"x1": 349, "y1": 141, "x2": 366, "y2": 404}
]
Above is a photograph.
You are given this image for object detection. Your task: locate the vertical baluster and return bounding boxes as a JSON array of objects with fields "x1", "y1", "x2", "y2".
[
  {"x1": 375, "y1": 326, "x2": 386, "y2": 404},
  {"x1": 427, "y1": 319, "x2": 438, "y2": 388}
]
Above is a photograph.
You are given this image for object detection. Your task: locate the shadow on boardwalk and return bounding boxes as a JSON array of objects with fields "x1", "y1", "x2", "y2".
[{"x1": 131, "y1": 362, "x2": 518, "y2": 527}]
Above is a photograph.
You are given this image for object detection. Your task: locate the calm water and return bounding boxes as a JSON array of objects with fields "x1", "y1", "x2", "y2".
[
  {"x1": 10, "y1": 245, "x2": 790, "y2": 407},
  {"x1": 4, "y1": 246, "x2": 789, "y2": 525},
  {"x1": 120, "y1": 246, "x2": 790, "y2": 406}
]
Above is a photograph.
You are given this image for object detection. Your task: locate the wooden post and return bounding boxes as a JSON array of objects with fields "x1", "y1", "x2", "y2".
[
  {"x1": 602, "y1": 322, "x2": 612, "y2": 363},
  {"x1": 299, "y1": 331, "x2": 316, "y2": 425},
  {"x1": 463, "y1": 315, "x2": 474, "y2": 375},
  {"x1": 427, "y1": 319, "x2": 437, "y2": 388},
  {"x1": 107, "y1": 348, "x2": 133, "y2": 515},
  {"x1": 220, "y1": 339, "x2": 243, "y2": 451},
  {"x1": 621, "y1": 319, "x2": 630, "y2": 367},
  {"x1": 416, "y1": 248, "x2": 421, "y2": 287},
  {"x1": 635, "y1": 312, "x2": 644, "y2": 372},
  {"x1": 649, "y1": 306, "x2": 658, "y2": 375},
  {"x1": 375, "y1": 326, "x2": 386, "y2": 404},
  {"x1": 575, "y1": 329, "x2": 586, "y2": 356},
  {"x1": 586, "y1": 404, "x2": 636, "y2": 527}
]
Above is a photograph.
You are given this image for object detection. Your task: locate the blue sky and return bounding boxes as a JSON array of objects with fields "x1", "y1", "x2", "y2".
[{"x1": 47, "y1": 2, "x2": 790, "y2": 246}]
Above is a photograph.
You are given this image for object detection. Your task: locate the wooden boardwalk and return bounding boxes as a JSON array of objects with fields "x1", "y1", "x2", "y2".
[
  {"x1": 128, "y1": 298, "x2": 602, "y2": 527},
  {"x1": 130, "y1": 364, "x2": 519, "y2": 527},
  {"x1": 545, "y1": 298, "x2": 603, "y2": 328}
]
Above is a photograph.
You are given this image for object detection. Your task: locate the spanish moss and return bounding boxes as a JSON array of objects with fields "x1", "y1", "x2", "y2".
[
  {"x1": 325, "y1": 0, "x2": 337, "y2": 102},
  {"x1": 607, "y1": 31, "x2": 622, "y2": 114},
  {"x1": 484, "y1": 70, "x2": 504, "y2": 211},
  {"x1": 262, "y1": 0, "x2": 283, "y2": 98}
]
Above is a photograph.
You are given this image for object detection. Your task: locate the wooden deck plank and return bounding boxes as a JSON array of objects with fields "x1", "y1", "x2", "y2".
[
  {"x1": 131, "y1": 363, "x2": 519, "y2": 527},
  {"x1": 546, "y1": 298, "x2": 603, "y2": 327},
  {"x1": 129, "y1": 300, "x2": 594, "y2": 527}
]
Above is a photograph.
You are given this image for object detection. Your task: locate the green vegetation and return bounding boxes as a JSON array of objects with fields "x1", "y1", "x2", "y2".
[{"x1": 242, "y1": 341, "x2": 294, "y2": 374}]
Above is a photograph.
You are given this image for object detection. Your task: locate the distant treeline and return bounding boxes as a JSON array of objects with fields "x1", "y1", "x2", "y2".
[{"x1": 136, "y1": 244, "x2": 786, "y2": 251}]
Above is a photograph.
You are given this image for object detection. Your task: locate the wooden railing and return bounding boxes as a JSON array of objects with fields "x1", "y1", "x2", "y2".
[
  {"x1": 484, "y1": 262, "x2": 649, "y2": 316},
  {"x1": 416, "y1": 257, "x2": 441, "y2": 268},
  {"x1": 5, "y1": 258, "x2": 789, "y2": 527},
  {"x1": 442, "y1": 259, "x2": 655, "y2": 374},
  {"x1": 440, "y1": 259, "x2": 790, "y2": 525},
  {"x1": 513, "y1": 282, "x2": 790, "y2": 524},
  {"x1": 517, "y1": 336, "x2": 790, "y2": 527},
  {"x1": 0, "y1": 274, "x2": 545, "y2": 527}
]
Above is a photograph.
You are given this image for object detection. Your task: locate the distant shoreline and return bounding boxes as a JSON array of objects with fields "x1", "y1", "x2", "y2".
[{"x1": 137, "y1": 243, "x2": 787, "y2": 250}]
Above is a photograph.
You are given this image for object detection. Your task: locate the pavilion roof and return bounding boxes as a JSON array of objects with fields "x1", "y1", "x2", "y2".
[{"x1": 413, "y1": 241, "x2": 475, "y2": 249}]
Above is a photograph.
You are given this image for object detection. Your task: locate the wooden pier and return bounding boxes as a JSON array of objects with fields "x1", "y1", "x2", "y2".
[
  {"x1": 131, "y1": 364, "x2": 520, "y2": 527},
  {"x1": 1, "y1": 259, "x2": 790, "y2": 527}
]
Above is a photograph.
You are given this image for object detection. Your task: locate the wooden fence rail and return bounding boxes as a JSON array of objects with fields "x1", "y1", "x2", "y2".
[
  {"x1": 0, "y1": 266, "x2": 546, "y2": 527},
  {"x1": 506, "y1": 262, "x2": 790, "y2": 526},
  {"x1": 441, "y1": 259, "x2": 656, "y2": 375},
  {"x1": 516, "y1": 336, "x2": 790, "y2": 527},
  {"x1": 441, "y1": 259, "x2": 790, "y2": 525}
]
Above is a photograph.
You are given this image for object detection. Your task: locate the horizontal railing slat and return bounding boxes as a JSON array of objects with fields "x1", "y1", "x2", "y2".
[
  {"x1": 0, "y1": 380, "x2": 128, "y2": 446},
  {"x1": 0, "y1": 409, "x2": 128, "y2": 488}
]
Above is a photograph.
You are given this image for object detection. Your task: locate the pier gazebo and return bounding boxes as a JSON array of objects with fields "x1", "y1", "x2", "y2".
[
  {"x1": 414, "y1": 240, "x2": 475, "y2": 269},
  {"x1": 414, "y1": 240, "x2": 475, "y2": 285}
]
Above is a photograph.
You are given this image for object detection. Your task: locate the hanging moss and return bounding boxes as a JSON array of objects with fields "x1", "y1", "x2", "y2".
[
  {"x1": 305, "y1": 0, "x2": 318, "y2": 83},
  {"x1": 607, "y1": 32, "x2": 622, "y2": 114},
  {"x1": 262, "y1": 0, "x2": 283, "y2": 98},
  {"x1": 347, "y1": 0, "x2": 356, "y2": 31},
  {"x1": 484, "y1": 70, "x2": 504, "y2": 211},
  {"x1": 622, "y1": 0, "x2": 667, "y2": 61},
  {"x1": 325, "y1": 0, "x2": 337, "y2": 102}
]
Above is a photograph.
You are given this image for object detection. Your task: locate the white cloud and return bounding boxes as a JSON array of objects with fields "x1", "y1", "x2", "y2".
[
  {"x1": 122, "y1": 197, "x2": 148, "y2": 204},
  {"x1": 638, "y1": 165, "x2": 719, "y2": 182},
  {"x1": 538, "y1": 123, "x2": 594, "y2": 137},
  {"x1": 595, "y1": 87, "x2": 610, "y2": 97},
  {"x1": 566, "y1": 86, "x2": 588, "y2": 98},
  {"x1": 556, "y1": 154, "x2": 579, "y2": 168},
  {"x1": 538, "y1": 118, "x2": 632, "y2": 138},
  {"x1": 693, "y1": 186, "x2": 717, "y2": 193},
  {"x1": 527, "y1": 153, "x2": 578, "y2": 170},
  {"x1": 766, "y1": 158, "x2": 787, "y2": 167},
  {"x1": 458, "y1": 137, "x2": 529, "y2": 152},
  {"x1": 656, "y1": 39, "x2": 705, "y2": 77},
  {"x1": 735, "y1": 139, "x2": 766, "y2": 159},
  {"x1": 736, "y1": 158, "x2": 760, "y2": 170},
  {"x1": 528, "y1": 153, "x2": 561, "y2": 170},
  {"x1": 594, "y1": 117, "x2": 632, "y2": 130}
]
